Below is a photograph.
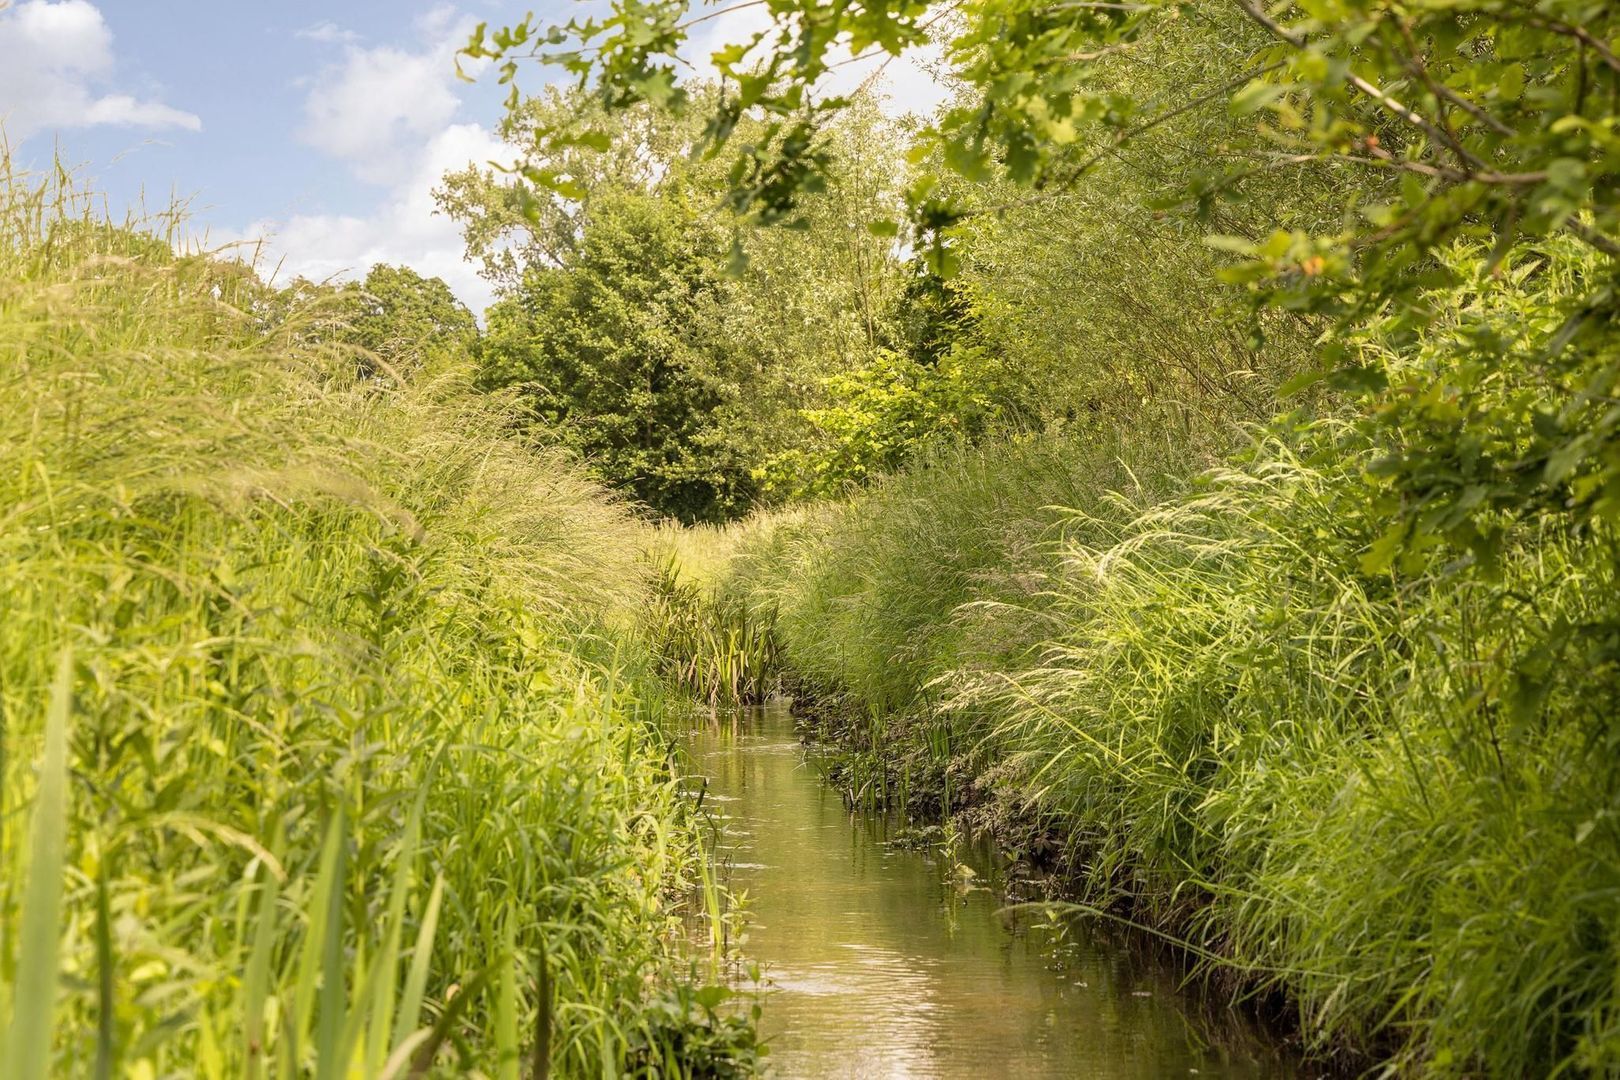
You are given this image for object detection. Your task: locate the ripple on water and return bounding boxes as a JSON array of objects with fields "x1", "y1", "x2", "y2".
[{"x1": 684, "y1": 704, "x2": 1295, "y2": 1080}]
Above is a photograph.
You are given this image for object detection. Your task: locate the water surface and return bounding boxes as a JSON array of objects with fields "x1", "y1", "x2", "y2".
[{"x1": 681, "y1": 703, "x2": 1289, "y2": 1079}]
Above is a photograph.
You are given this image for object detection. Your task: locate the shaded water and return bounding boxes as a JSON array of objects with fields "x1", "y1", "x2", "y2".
[{"x1": 681, "y1": 702, "x2": 1291, "y2": 1079}]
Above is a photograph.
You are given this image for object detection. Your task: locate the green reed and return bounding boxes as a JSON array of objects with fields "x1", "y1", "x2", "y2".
[
  {"x1": 0, "y1": 159, "x2": 759, "y2": 1077},
  {"x1": 705, "y1": 426, "x2": 1620, "y2": 1076},
  {"x1": 641, "y1": 560, "x2": 780, "y2": 709}
]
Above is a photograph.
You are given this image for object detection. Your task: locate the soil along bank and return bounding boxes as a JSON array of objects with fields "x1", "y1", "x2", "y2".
[
  {"x1": 695, "y1": 431, "x2": 1620, "y2": 1077},
  {"x1": 0, "y1": 170, "x2": 756, "y2": 1077}
]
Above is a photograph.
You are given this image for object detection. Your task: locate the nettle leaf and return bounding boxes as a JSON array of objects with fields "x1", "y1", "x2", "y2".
[
  {"x1": 1359, "y1": 521, "x2": 1408, "y2": 576},
  {"x1": 924, "y1": 239, "x2": 961, "y2": 278},
  {"x1": 1545, "y1": 438, "x2": 1591, "y2": 485},
  {"x1": 710, "y1": 41, "x2": 752, "y2": 73},
  {"x1": 1324, "y1": 365, "x2": 1388, "y2": 395}
]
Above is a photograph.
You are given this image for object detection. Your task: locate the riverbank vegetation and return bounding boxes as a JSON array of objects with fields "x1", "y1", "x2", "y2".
[
  {"x1": 0, "y1": 164, "x2": 760, "y2": 1077},
  {"x1": 7, "y1": 0, "x2": 1620, "y2": 1071},
  {"x1": 453, "y1": 0, "x2": 1620, "y2": 1072},
  {"x1": 711, "y1": 413, "x2": 1620, "y2": 1074}
]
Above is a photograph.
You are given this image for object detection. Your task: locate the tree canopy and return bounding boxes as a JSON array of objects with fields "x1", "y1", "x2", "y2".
[
  {"x1": 441, "y1": 87, "x2": 929, "y2": 519},
  {"x1": 459, "y1": 0, "x2": 1620, "y2": 555}
]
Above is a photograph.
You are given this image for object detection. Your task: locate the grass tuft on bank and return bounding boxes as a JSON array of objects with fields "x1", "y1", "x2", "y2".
[
  {"x1": 702, "y1": 412, "x2": 1620, "y2": 1074},
  {"x1": 0, "y1": 163, "x2": 759, "y2": 1078}
]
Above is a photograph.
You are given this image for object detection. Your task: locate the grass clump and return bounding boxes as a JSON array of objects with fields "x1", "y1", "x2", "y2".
[
  {"x1": 976, "y1": 429, "x2": 1620, "y2": 1074},
  {"x1": 716, "y1": 433, "x2": 1202, "y2": 813},
  {"x1": 641, "y1": 561, "x2": 780, "y2": 708},
  {"x1": 640, "y1": 519, "x2": 798, "y2": 708},
  {"x1": 711, "y1": 413, "x2": 1620, "y2": 1073},
  {"x1": 0, "y1": 164, "x2": 759, "y2": 1077}
]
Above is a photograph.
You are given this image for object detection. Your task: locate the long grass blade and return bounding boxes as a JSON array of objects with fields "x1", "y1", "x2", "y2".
[
  {"x1": 3, "y1": 648, "x2": 74, "y2": 1080},
  {"x1": 392, "y1": 873, "x2": 445, "y2": 1049}
]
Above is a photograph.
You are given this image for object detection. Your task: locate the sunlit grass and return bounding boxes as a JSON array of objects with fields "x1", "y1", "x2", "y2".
[
  {"x1": 707, "y1": 423, "x2": 1620, "y2": 1075},
  {"x1": 0, "y1": 159, "x2": 759, "y2": 1077}
]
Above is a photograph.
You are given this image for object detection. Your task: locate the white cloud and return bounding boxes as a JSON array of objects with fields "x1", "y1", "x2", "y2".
[
  {"x1": 0, "y1": 0, "x2": 199, "y2": 141},
  {"x1": 411, "y1": 4, "x2": 462, "y2": 44},
  {"x1": 823, "y1": 41, "x2": 951, "y2": 119},
  {"x1": 218, "y1": 11, "x2": 509, "y2": 314},
  {"x1": 297, "y1": 20, "x2": 361, "y2": 46},
  {"x1": 298, "y1": 15, "x2": 474, "y2": 185},
  {"x1": 80, "y1": 93, "x2": 199, "y2": 130},
  {"x1": 231, "y1": 2, "x2": 945, "y2": 320},
  {"x1": 227, "y1": 122, "x2": 513, "y2": 316}
]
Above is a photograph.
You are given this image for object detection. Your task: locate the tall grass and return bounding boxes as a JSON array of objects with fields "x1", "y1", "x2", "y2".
[
  {"x1": 640, "y1": 519, "x2": 795, "y2": 708},
  {"x1": 641, "y1": 562, "x2": 780, "y2": 708},
  {"x1": 719, "y1": 433, "x2": 1203, "y2": 814},
  {"x1": 0, "y1": 162, "x2": 759, "y2": 1077},
  {"x1": 712, "y1": 420, "x2": 1620, "y2": 1074}
]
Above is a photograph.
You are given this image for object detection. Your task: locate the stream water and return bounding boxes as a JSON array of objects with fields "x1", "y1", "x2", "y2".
[{"x1": 680, "y1": 702, "x2": 1293, "y2": 1079}]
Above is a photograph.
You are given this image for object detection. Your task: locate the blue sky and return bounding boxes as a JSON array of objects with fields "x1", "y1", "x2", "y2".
[
  {"x1": 1, "y1": 0, "x2": 946, "y2": 314},
  {"x1": 23, "y1": 4, "x2": 493, "y2": 220},
  {"x1": 1, "y1": 1, "x2": 550, "y2": 312}
]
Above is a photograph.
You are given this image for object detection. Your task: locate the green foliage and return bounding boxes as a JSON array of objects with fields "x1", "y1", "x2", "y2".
[
  {"x1": 641, "y1": 561, "x2": 780, "y2": 707},
  {"x1": 436, "y1": 90, "x2": 717, "y2": 289},
  {"x1": 760, "y1": 346, "x2": 1007, "y2": 497},
  {"x1": 726, "y1": 431, "x2": 1201, "y2": 714},
  {"x1": 468, "y1": 0, "x2": 1620, "y2": 266},
  {"x1": 0, "y1": 164, "x2": 752, "y2": 1077},
  {"x1": 979, "y1": 434, "x2": 1620, "y2": 1076},
  {"x1": 1348, "y1": 236, "x2": 1620, "y2": 570},
  {"x1": 442, "y1": 0, "x2": 1620, "y2": 1071},
  {"x1": 454, "y1": 12, "x2": 1346, "y2": 512},
  {"x1": 469, "y1": 0, "x2": 1620, "y2": 550},
  {"x1": 478, "y1": 188, "x2": 756, "y2": 522},
  {"x1": 333, "y1": 264, "x2": 479, "y2": 379},
  {"x1": 450, "y1": 89, "x2": 915, "y2": 521},
  {"x1": 624, "y1": 985, "x2": 764, "y2": 1078},
  {"x1": 713, "y1": 418, "x2": 1620, "y2": 1074}
]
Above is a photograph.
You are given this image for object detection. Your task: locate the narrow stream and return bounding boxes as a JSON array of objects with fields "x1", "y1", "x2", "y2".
[{"x1": 681, "y1": 702, "x2": 1292, "y2": 1079}]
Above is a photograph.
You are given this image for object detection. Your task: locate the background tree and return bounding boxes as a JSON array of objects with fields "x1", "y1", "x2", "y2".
[
  {"x1": 335, "y1": 264, "x2": 478, "y2": 379},
  {"x1": 444, "y1": 87, "x2": 916, "y2": 518},
  {"x1": 463, "y1": 0, "x2": 1620, "y2": 546},
  {"x1": 478, "y1": 188, "x2": 750, "y2": 522}
]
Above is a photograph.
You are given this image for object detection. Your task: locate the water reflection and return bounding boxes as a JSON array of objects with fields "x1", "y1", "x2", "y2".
[{"x1": 681, "y1": 702, "x2": 1289, "y2": 1079}]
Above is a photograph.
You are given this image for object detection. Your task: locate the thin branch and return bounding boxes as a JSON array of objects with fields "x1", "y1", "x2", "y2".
[
  {"x1": 828, "y1": 1, "x2": 961, "y2": 71},
  {"x1": 1233, "y1": 0, "x2": 1479, "y2": 172},
  {"x1": 1046, "y1": 41, "x2": 1139, "y2": 65},
  {"x1": 1301, "y1": 151, "x2": 1549, "y2": 186},
  {"x1": 962, "y1": 58, "x2": 1285, "y2": 219},
  {"x1": 1065, "y1": 60, "x2": 1287, "y2": 177},
  {"x1": 1418, "y1": 73, "x2": 1516, "y2": 138},
  {"x1": 1395, "y1": 17, "x2": 1514, "y2": 139},
  {"x1": 680, "y1": 0, "x2": 769, "y2": 30},
  {"x1": 1231, "y1": 0, "x2": 1620, "y2": 259},
  {"x1": 1513, "y1": 10, "x2": 1620, "y2": 75},
  {"x1": 1563, "y1": 218, "x2": 1620, "y2": 257},
  {"x1": 1392, "y1": 19, "x2": 1475, "y2": 165}
]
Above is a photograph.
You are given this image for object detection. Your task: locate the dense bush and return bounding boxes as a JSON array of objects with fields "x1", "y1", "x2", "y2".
[{"x1": 447, "y1": 91, "x2": 913, "y2": 521}]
